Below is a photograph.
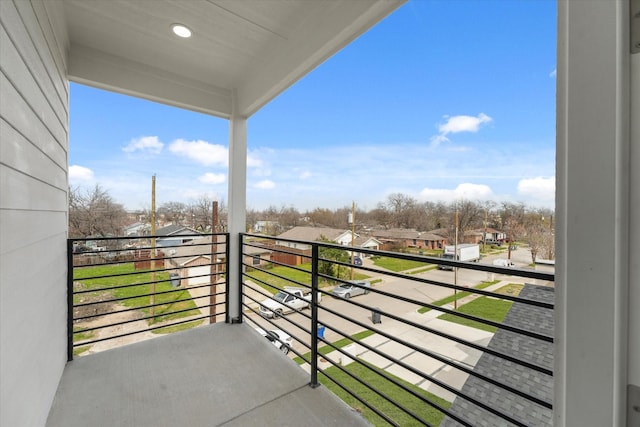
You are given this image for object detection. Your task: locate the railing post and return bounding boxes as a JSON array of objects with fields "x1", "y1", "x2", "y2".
[
  {"x1": 310, "y1": 243, "x2": 320, "y2": 388},
  {"x1": 66, "y1": 239, "x2": 74, "y2": 361},
  {"x1": 225, "y1": 234, "x2": 232, "y2": 323},
  {"x1": 233, "y1": 233, "x2": 243, "y2": 324}
]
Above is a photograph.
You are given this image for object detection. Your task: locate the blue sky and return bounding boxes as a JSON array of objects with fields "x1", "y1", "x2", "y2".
[{"x1": 69, "y1": 0, "x2": 556, "y2": 213}]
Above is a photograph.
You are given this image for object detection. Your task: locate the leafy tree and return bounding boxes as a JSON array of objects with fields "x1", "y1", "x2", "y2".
[{"x1": 317, "y1": 236, "x2": 349, "y2": 283}]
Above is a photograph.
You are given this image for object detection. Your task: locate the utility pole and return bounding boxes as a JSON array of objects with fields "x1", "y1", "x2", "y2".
[
  {"x1": 150, "y1": 175, "x2": 156, "y2": 321},
  {"x1": 349, "y1": 201, "x2": 355, "y2": 280},
  {"x1": 507, "y1": 219, "x2": 512, "y2": 260},
  {"x1": 483, "y1": 208, "x2": 488, "y2": 252}
]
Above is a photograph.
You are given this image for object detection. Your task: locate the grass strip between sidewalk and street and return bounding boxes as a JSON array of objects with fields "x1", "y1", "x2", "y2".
[
  {"x1": 436, "y1": 283, "x2": 524, "y2": 332},
  {"x1": 417, "y1": 280, "x2": 499, "y2": 314}
]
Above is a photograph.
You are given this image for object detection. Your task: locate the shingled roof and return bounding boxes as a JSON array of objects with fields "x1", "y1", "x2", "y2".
[
  {"x1": 276, "y1": 226, "x2": 349, "y2": 242},
  {"x1": 440, "y1": 284, "x2": 554, "y2": 427}
]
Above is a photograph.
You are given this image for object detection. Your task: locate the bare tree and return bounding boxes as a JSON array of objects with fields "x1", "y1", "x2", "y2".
[
  {"x1": 69, "y1": 184, "x2": 127, "y2": 238},
  {"x1": 279, "y1": 205, "x2": 301, "y2": 230},
  {"x1": 159, "y1": 201, "x2": 187, "y2": 225},
  {"x1": 386, "y1": 193, "x2": 417, "y2": 228},
  {"x1": 366, "y1": 202, "x2": 392, "y2": 229},
  {"x1": 522, "y1": 209, "x2": 555, "y2": 262},
  {"x1": 447, "y1": 199, "x2": 483, "y2": 244},
  {"x1": 188, "y1": 195, "x2": 214, "y2": 231}
]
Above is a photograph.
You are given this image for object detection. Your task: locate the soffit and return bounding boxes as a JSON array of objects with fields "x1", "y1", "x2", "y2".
[{"x1": 63, "y1": 0, "x2": 404, "y2": 118}]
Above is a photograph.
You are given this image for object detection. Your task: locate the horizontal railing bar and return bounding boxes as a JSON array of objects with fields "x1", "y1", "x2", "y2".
[
  {"x1": 321, "y1": 279, "x2": 553, "y2": 344},
  {"x1": 242, "y1": 274, "x2": 552, "y2": 416},
  {"x1": 72, "y1": 313, "x2": 222, "y2": 347},
  {"x1": 318, "y1": 315, "x2": 552, "y2": 410},
  {"x1": 242, "y1": 270, "x2": 311, "y2": 294},
  {"x1": 320, "y1": 263, "x2": 554, "y2": 310},
  {"x1": 73, "y1": 270, "x2": 224, "y2": 295},
  {"x1": 71, "y1": 241, "x2": 228, "y2": 254},
  {"x1": 318, "y1": 346, "x2": 460, "y2": 427},
  {"x1": 72, "y1": 302, "x2": 219, "y2": 335},
  {"x1": 317, "y1": 328, "x2": 536, "y2": 426},
  {"x1": 241, "y1": 253, "x2": 311, "y2": 275},
  {"x1": 73, "y1": 260, "x2": 225, "y2": 282},
  {"x1": 74, "y1": 290, "x2": 226, "y2": 322},
  {"x1": 308, "y1": 325, "x2": 474, "y2": 426},
  {"x1": 242, "y1": 312, "x2": 311, "y2": 360},
  {"x1": 319, "y1": 297, "x2": 552, "y2": 377},
  {"x1": 241, "y1": 282, "x2": 316, "y2": 323},
  {"x1": 242, "y1": 244, "x2": 312, "y2": 264},
  {"x1": 241, "y1": 233, "x2": 554, "y2": 281},
  {"x1": 318, "y1": 365, "x2": 404, "y2": 427},
  {"x1": 74, "y1": 285, "x2": 198, "y2": 308},
  {"x1": 70, "y1": 233, "x2": 228, "y2": 243}
]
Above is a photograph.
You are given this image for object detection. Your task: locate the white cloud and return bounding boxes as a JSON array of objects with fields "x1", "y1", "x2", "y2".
[
  {"x1": 247, "y1": 155, "x2": 263, "y2": 168},
  {"x1": 517, "y1": 177, "x2": 555, "y2": 201},
  {"x1": 431, "y1": 113, "x2": 493, "y2": 146},
  {"x1": 198, "y1": 173, "x2": 226, "y2": 184},
  {"x1": 69, "y1": 165, "x2": 94, "y2": 181},
  {"x1": 429, "y1": 134, "x2": 450, "y2": 146},
  {"x1": 549, "y1": 68, "x2": 557, "y2": 78},
  {"x1": 169, "y1": 139, "x2": 228, "y2": 166},
  {"x1": 419, "y1": 183, "x2": 494, "y2": 203},
  {"x1": 123, "y1": 136, "x2": 163, "y2": 154},
  {"x1": 169, "y1": 139, "x2": 266, "y2": 170},
  {"x1": 255, "y1": 180, "x2": 275, "y2": 190},
  {"x1": 299, "y1": 171, "x2": 312, "y2": 180}
]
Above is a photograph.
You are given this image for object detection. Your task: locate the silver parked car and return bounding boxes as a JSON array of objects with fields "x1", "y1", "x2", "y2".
[{"x1": 331, "y1": 280, "x2": 371, "y2": 299}]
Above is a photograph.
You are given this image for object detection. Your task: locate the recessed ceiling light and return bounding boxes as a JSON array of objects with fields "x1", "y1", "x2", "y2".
[{"x1": 171, "y1": 24, "x2": 192, "y2": 38}]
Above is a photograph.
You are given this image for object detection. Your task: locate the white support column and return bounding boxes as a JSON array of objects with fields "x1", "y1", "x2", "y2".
[
  {"x1": 556, "y1": 1, "x2": 631, "y2": 425},
  {"x1": 227, "y1": 90, "x2": 247, "y2": 322}
]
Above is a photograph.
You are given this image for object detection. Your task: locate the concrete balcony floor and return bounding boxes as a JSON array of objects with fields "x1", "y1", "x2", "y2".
[{"x1": 46, "y1": 323, "x2": 369, "y2": 427}]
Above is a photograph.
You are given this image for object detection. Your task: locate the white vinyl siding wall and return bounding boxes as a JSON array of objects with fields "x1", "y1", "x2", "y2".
[{"x1": 0, "y1": 1, "x2": 68, "y2": 425}]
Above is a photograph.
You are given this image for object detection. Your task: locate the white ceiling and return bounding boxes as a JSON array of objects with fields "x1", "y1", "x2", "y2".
[{"x1": 63, "y1": 0, "x2": 404, "y2": 119}]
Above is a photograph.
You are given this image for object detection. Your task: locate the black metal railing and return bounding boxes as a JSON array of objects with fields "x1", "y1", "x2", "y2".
[
  {"x1": 240, "y1": 233, "x2": 554, "y2": 427},
  {"x1": 67, "y1": 233, "x2": 229, "y2": 360}
]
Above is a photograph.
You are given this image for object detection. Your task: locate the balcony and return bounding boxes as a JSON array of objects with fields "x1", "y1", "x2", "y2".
[{"x1": 49, "y1": 234, "x2": 554, "y2": 426}]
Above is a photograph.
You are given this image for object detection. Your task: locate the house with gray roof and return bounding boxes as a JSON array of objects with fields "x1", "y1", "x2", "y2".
[{"x1": 155, "y1": 224, "x2": 203, "y2": 248}]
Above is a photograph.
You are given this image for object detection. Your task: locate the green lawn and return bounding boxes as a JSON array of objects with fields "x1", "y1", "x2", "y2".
[
  {"x1": 370, "y1": 256, "x2": 432, "y2": 272},
  {"x1": 437, "y1": 296, "x2": 513, "y2": 333},
  {"x1": 72, "y1": 326, "x2": 96, "y2": 342},
  {"x1": 74, "y1": 263, "x2": 201, "y2": 324},
  {"x1": 320, "y1": 361, "x2": 451, "y2": 426},
  {"x1": 418, "y1": 280, "x2": 498, "y2": 314}
]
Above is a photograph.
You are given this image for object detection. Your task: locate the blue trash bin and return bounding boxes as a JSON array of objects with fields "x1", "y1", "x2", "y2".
[{"x1": 317, "y1": 324, "x2": 325, "y2": 340}]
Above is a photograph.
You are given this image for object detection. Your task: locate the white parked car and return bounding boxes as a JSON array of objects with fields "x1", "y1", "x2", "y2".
[
  {"x1": 331, "y1": 280, "x2": 371, "y2": 299},
  {"x1": 493, "y1": 258, "x2": 515, "y2": 267},
  {"x1": 255, "y1": 328, "x2": 293, "y2": 355}
]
